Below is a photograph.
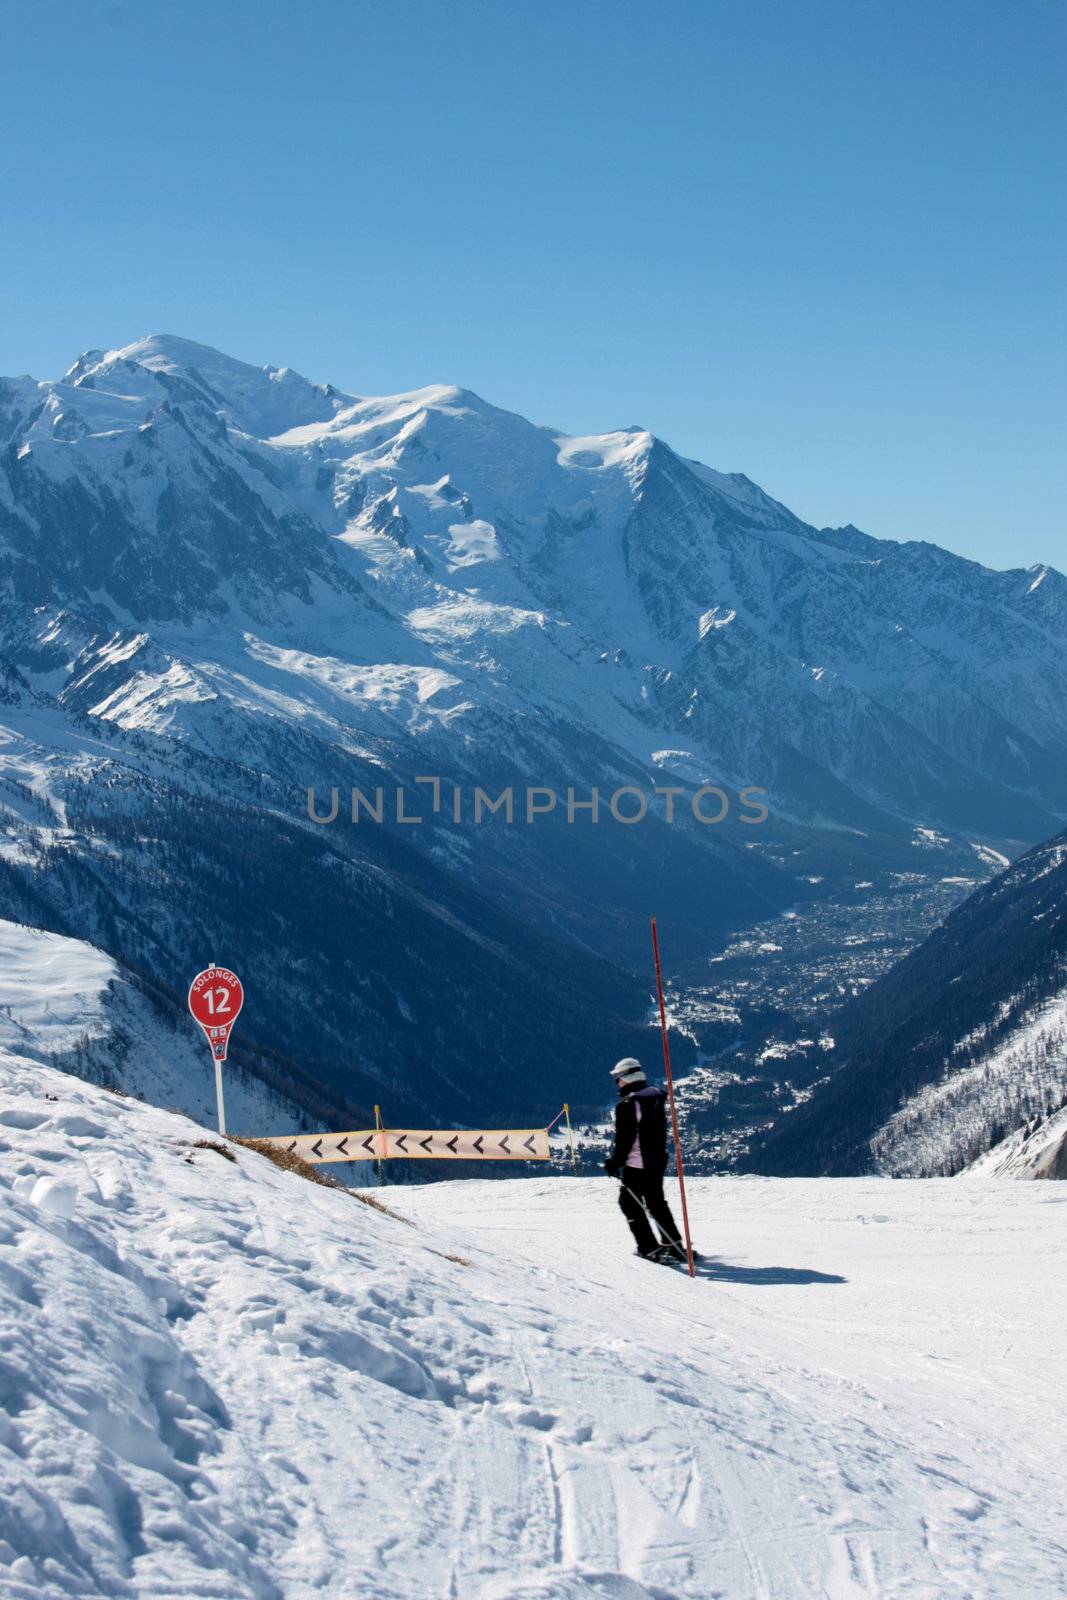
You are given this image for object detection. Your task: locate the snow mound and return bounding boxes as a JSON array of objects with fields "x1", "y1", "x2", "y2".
[{"x1": 1, "y1": 1055, "x2": 1064, "y2": 1598}]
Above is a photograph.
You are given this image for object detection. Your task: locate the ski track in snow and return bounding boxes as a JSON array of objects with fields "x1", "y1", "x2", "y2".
[{"x1": 0, "y1": 1056, "x2": 1064, "y2": 1599}]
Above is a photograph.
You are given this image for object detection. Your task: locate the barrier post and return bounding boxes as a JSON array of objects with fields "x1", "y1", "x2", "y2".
[
  {"x1": 374, "y1": 1104, "x2": 386, "y2": 1184},
  {"x1": 563, "y1": 1102, "x2": 577, "y2": 1170}
]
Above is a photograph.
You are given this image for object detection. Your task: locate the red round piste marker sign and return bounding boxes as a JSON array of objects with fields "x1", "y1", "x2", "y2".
[{"x1": 188, "y1": 966, "x2": 244, "y2": 1061}]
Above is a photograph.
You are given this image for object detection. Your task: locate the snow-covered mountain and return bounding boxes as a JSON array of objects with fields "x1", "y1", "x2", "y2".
[
  {"x1": 966, "y1": 1102, "x2": 1067, "y2": 1178},
  {"x1": 2, "y1": 335, "x2": 1064, "y2": 1128},
  {"x1": 2, "y1": 1051, "x2": 1064, "y2": 1598},
  {"x1": 753, "y1": 826, "x2": 1067, "y2": 1177}
]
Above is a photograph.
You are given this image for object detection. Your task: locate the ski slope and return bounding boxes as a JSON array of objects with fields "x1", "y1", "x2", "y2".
[{"x1": 0, "y1": 1052, "x2": 1064, "y2": 1599}]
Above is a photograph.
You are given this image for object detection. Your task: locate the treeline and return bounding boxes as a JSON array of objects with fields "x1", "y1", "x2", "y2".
[{"x1": 1, "y1": 762, "x2": 651, "y2": 1131}]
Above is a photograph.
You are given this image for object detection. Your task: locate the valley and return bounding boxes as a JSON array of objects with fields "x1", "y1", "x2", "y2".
[{"x1": 671, "y1": 832, "x2": 1011, "y2": 1168}]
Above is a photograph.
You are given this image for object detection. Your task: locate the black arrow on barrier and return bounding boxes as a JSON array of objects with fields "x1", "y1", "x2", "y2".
[
  {"x1": 524, "y1": 1136, "x2": 537, "y2": 1153},
  {"x1": 499, "y1": 1136, "x2": 511, "y2": 1153},
  {"x1": 361, "y1": 1135, "x2": 376, "y2": 1153},
  {"x1": 286, "y1": 1141, "x2": 297, "y2": 1153},
  {"x1": 396, "y1": 1135, "x2": 409, "y2": 1152},
  {"x1": 311, "y1": 1138, "x2": 324, "y2": 1159},
  {"x1": 473, "y1": 1136, "x2": 484, "y2": 1154},
  {"x1": 446, "y1": 1136, "x2": 459, "y2": 1153},
  {"x1": 336, "y1": 1137, "x2": 349, "y2": 1155},
  {"x1": 419, "y1": 1135, "x2": 433, "y2": 1152}
]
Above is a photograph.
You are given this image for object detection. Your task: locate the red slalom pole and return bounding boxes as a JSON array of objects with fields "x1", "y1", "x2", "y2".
[{"x1": 650, "y1": 916, "x2": 696, "y2": 1278}]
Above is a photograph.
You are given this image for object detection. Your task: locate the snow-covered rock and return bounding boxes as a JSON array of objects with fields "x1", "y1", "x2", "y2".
[{"x1": 965, "y1": 1101, "x2": 1067, "y2": 1179}]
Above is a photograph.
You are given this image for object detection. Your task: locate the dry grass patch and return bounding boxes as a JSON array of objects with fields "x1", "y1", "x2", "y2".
[
  {"x1": 193, "y1": 1139, "x2": 237, "y2": 1163},
  {"x1": 230, "y1": 1139, "x2": 413, "y2": 1223},
  {"x1": 352, "y1": 1189, "x2": 412, "y2": 1224},
  {"x1": 231, "y1": 1136, "x2": 346, "y2": 1189}
]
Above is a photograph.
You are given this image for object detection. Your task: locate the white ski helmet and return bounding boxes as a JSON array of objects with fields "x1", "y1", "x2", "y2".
[{"x1": 610, "y1": 1058, "x2": 647, "y2": 1089}]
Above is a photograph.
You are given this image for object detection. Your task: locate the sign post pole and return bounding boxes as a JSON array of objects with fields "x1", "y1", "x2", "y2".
[
  {"x1": 650, "y1": 916, "x2": 696, "y2": 1278},
  {"x1": 209, "y1": 960, "x2": 226, "y2": 1135},
  {"x1": 214, "y1": 1058, "x2": 227, "y2": 1136}
]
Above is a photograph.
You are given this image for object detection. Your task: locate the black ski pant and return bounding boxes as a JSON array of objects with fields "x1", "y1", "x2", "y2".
[{"x1": 618, "y1": 1168, "x2": 682, "y2": 1256}]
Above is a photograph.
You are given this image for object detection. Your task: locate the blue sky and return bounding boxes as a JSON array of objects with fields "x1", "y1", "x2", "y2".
[{"x1": 3, "y1": 0, "x2": 1063, "y2": 570}]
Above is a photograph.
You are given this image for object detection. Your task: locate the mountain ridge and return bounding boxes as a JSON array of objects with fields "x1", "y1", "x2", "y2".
[
  {"x1": 750, "y1": 824, "x2": 1067, "y2": 1177},
  {"x1": 1, "y1": 334, "x2": 1064, "y2": 1132}
]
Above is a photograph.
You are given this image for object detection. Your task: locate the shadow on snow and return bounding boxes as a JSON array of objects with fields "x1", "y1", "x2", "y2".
[{"x1": 692, "y1": 1257, "x2": 846, "y2": 1286}]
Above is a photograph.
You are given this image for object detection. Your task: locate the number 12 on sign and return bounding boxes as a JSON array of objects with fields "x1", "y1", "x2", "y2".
[{"x1": 188, "y1": 965, "x2": 244, "y2": 1135}]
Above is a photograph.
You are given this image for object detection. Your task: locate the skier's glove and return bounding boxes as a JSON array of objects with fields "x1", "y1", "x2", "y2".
[{"x1": 604, "y1": 1159, "x2": 621, "y2": 1178}]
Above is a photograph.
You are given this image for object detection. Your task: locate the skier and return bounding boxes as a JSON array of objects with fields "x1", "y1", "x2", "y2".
[{"x1": 604, "y1": 1058, "x2": 689, "y2": 1263}]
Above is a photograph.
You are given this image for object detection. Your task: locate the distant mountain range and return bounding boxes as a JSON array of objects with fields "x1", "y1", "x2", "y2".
[
  {"x1": 752, "y1": 826, "x2": 1067, "y2": 1177},
  {"x1": 1, "y1": 335, "x2": 1064, "y2": 1130}
]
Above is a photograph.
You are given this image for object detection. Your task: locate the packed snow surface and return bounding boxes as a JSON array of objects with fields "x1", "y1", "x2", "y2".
[{"x1": 1, "y1": 1056, "x2": 1064, "y2": 1598}]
